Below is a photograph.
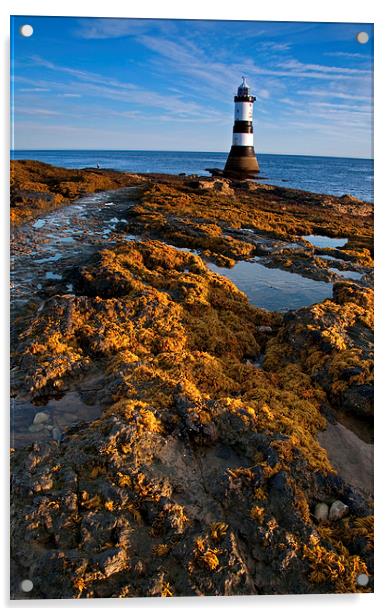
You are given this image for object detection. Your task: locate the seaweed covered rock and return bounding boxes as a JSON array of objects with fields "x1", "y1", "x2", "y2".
[
  {"x1": 124, "y1": 175, "x2": 373, "y2": 266},
  {"x1": 189, "y1": 178, "x2": 235, "y2": 197},
  {"x1": 263, "y1": 281, "x2": 373, "y2": 419},
  {"x1": 11, "y1": 241, "x2": 373, "y2": 598}
]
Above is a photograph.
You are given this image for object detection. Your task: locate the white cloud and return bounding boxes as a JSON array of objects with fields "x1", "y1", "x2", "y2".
[
  {"x1": 324, "y1": 51, "x2": 369, "y2": 59},
  {"x1": 297, "y1": 89, "x2": 372, "y2": 102},
  {"x1": 311, "y1": 101, "x2": 371, "y2": 113},
  {"x1": 19, "y1": 87, "x2": 50, "y2": 93},
  {"x1": 257, "y1": 88, "x2": 270, "y2": 99},
  {"x1": 15, "y1": 108, "x2": 61, "y2": 116},
  {"x1": 29, "y1": 55, "x2": 224, "y2": 122},
  {"x1": 259, "y1": 41, "x2": 291, "y2": 52},
  {"x1": 276, "y1": 59, "x2": 371, "y2": 76},
  {"x1": 75, "y1": 18, "x2": 175, "y2": 40}
]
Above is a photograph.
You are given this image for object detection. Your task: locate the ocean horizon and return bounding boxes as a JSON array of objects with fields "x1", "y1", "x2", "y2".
[{"x1": 11, "y1": 150, "x2": 374, "y2": 203}]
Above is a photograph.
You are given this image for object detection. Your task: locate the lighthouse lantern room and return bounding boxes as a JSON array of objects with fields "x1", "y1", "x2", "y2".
[{"x1": 224, "y1": 77, "x2": 260, "y2": 177}]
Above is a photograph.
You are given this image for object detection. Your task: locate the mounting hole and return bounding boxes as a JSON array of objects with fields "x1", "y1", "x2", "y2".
[
  {"x1": 356, "y1": 573, "x2": 369, "y2": 586},
  {"x1": 20, "y1": 579, "x2": 34, "y2": 592},
  {"x1": 356, "y1": 31, "x2": 369, "y2": 44},
  {"x1": 20, "y1": 24, "x2": 34, "y2": 38}
]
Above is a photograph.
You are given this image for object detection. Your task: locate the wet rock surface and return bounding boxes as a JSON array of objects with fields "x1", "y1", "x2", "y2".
[
  {"x1": 11, "y1": 186, "x2": 142, "y2": 316},
  {"x1": 10, "y1": 164, "x2": 373, "y2": 598},
  {"x1": 318, "y1": 423, "x2": 373, "y2": 497},
  {"x1": 11, "y1": 159, "x2": 144, "y2": 225}
]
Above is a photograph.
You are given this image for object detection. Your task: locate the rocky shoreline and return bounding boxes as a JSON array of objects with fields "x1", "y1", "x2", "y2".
[
  {"x1": 10, "y1": 160, "x2": 145, "y2": 225},
  {"x1": 10, "y1": 161, "x2": 373, "y2": 598}
]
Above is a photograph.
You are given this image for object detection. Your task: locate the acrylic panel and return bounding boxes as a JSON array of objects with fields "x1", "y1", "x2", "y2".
[{"x1": 10, "y1": 16, "x2": 374, "y2": 599}]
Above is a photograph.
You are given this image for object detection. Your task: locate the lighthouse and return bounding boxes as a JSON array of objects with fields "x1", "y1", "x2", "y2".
[{"x1": 224, "y1": 77, "x2": 260, "y2": 177}]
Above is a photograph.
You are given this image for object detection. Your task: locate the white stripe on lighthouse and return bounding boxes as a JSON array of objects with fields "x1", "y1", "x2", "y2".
[
  {"x1": 232, "y1": 132, "x2": 254, "y2": 146},
  {"x1": 234, "y1": 102, "x2": 253, "y2": 121}
]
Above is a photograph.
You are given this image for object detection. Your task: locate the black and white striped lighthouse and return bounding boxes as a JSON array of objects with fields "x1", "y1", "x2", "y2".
[{"x1": 224, "y1": 76, "x2": 260, "y2": 177}]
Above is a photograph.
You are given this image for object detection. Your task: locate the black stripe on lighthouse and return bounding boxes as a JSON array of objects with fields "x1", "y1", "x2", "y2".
[
  {"x1": 234, "y1": 95, "x2": 256, "y2": 103},
  {"x1": 233, "y1": 121, "x2": 253, "y2": 133},
  {"x1": 228, "y1": 145, "x2": 256, "y2": 156}
]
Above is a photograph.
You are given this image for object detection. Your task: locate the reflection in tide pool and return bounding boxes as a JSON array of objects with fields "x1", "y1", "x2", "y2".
[
  {"x1": 303, "y1": 234, "x2": 348, "y2": 249},
  {"x1": 318, "y1": 254, "x2": 344, "y2": 262},
  {"x1": 11, "y1": 391, "x2": 102, "y2": 449},
  {"x1": 329, "y1": 267, "x2": 362, "y2": 281},
  {"x1": 45, "y1": 272, "x2": 62, "y2": 280},
  {"x1": 208, "y1": 260, "x2": 333, "y2": 312},
  {"x1": 32, "y1": 219, "x2": 46, "y2": 229}
]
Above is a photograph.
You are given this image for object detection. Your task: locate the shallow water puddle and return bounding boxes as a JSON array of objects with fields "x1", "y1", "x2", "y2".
[
  {"x1": 318, "y1": 254, "x2": 344, "y2": 262},
  {"x1": 329, "y1": 267, "x2": 362, "y2": 281},
  {"x1": 35, "y1": 252, "x2": 63, "y2": 264},
  {"x1": 32, "y1": 219, "x2": 46, "y2": 229},
  {"x1": 208, "y1": 260, "x2": 333, "y2": 311},
  {"x1": 166, "y1": 244, "x2": 198, "y2": 254},
  {"x1": 11, "y1": 391, "x2": 102, "y2": 449},
  {"x1": 303, "y1": 234, "x2": 348, "y2": 249},
  {"x1": 58, "y1": 236, "x2": 76, "y2": 244},
  {"x1": 11, "y1": 187, "x2": 140, "y2": 312},
  {"x1": 122, "y1": 233, "x2": 141, "y2": 242}
]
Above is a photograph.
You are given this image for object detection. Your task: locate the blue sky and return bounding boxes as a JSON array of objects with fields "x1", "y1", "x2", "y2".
[{"x1": 11, "y1": 17, "x2": 373, "y2": 157}]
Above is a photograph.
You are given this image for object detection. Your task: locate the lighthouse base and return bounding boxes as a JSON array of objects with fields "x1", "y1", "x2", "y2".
[{"x1": 223, "y1": 146, "x2": 259, "y2": 178}]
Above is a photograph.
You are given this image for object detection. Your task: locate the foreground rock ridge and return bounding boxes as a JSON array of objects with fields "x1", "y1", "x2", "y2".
[{"x1": 10, "y1": 162, "x2": 373, "y2": 598}]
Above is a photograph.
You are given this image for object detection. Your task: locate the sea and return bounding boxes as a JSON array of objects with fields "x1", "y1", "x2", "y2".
[{"x1": 11, "y1": 150, "x2": 374, "y2": 203}]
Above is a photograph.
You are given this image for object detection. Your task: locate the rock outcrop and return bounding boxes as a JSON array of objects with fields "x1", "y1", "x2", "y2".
[
  {"x1": 11, "y1": 160, "x2": 144, "y2": 225},
  {"x1": 10, "y1": 165, "x2": 374, "y2": 598},
  {"x1": 11, "y1": 241, "x2": 373, "y2": 598}
]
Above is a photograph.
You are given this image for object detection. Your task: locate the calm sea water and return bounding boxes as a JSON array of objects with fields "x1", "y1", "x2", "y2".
[{"x1": 11, "y1": 150, "x2": 373, "y2": 203}]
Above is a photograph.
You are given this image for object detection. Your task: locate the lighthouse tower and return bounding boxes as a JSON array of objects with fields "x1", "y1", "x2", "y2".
[{"x1": 224, "y1": 77, "x2": 259, "y2": 177}]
